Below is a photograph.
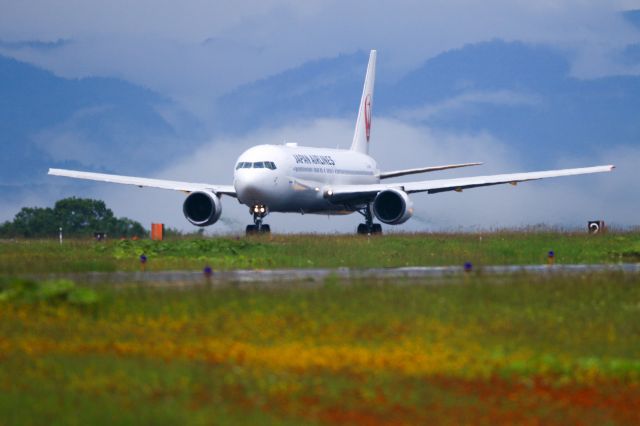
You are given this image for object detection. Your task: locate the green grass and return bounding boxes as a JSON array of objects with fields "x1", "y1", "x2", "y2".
[
  {"x1": 1, "y1": 273, "x2": 639, "y2": 425},
  {"x1": 0, "y1": 356, "x2": 297, "y2": 426},
  {"x1": 1, "y1": 230, "x2": 639, "y2": 274},
  {"x1": 2, "y1": 231, "x2": 639, "y2": 424}
]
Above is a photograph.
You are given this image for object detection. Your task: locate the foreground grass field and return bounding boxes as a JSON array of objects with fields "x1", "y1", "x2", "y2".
[
  {"x1": 1, "y1": 230, "x2": 639, "y2": 274},
  {"x1": 1, "y1": 272, "x2": 639, "y2": 425}
]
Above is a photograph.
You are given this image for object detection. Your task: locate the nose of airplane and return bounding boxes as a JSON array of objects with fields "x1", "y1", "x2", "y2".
[{"x1": 234, "y1": 172, "x2": 268, "y2": 204}]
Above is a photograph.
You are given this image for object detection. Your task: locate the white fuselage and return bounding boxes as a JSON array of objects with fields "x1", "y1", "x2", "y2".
[{"x1": 233, "y1": 144, "x2": 379, "y2": 213}]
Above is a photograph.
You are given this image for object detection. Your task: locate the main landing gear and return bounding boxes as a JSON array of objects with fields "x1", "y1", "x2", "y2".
[
  {"x1": 246, "y1": 204, "x2": 271, "y2": 235},
  {"x1": 356, "y1": 204, "x2": 382, "y2": 235}
]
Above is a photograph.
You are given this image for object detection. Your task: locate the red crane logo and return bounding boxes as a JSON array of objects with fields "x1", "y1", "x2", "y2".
[{"x1": 364, "y1": 94, "x2": 372, "y2": 142}]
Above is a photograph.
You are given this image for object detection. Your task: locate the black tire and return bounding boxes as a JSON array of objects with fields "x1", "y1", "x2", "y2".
[
  {"x1": 260, "y1": 224, "x2": 271, "y2": 233},
  {"x1": 372, "y1": 224, "x2": 383, "y2": 234},
  {"x1": 357, "y1": 224, "x2": 368, "y2": 234},
  {"x1": 246, "y1": 224, "x2": 258, "y2": 235}
]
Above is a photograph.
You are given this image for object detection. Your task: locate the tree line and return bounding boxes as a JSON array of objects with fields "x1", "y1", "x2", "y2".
[{"x1": 0, "y1": 197, "x2": 146, "y2": 238}]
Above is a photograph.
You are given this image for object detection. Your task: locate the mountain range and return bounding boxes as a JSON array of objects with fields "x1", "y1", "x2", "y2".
[{"x1": 0, "y1": 54, "x2": 202, "y2": 186}]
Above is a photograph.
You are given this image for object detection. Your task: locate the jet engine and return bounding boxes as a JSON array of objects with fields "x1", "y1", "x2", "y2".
[
  {"x1": 372, "y1": 189, "x2": 413, "y2": 224},
  {"x1": 183, "y1": 191, "x2": 222, "y2": 226}
]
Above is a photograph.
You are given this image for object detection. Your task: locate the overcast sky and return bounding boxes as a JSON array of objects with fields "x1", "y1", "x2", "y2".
[
  {"x1": 1, "y1": 1, "x2": 638, "y2": 232},
  {"x1": 2, "y1": 1, "x2": 640, "y2": 114}
]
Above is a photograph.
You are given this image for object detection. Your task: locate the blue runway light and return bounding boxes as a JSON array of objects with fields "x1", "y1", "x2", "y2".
[
  {"x1": 464, "y1": 262, "x2": 473, "y2": 272},
  {"x1": 203, "y1": 266, "x2": 213, "y2": 278},
  {"x1": 140, "y1": 254, "x2": 147, "y2": 264}
]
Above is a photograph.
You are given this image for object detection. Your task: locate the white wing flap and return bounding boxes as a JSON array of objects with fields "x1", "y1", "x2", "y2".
[
  {"x1": 48, "y1": 168, "x2": 236, "y2": 197},
  {"x1": 326, "y1": 165, "x2": 614, "y2": 202},
  {"x1": 379, "y1": 162, "x2": 483, "y2": 179}
]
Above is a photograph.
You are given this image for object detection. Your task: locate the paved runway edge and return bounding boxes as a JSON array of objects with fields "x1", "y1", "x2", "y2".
[{"x1": 28, "y1": 263, "x2": 640, "y2": 286}]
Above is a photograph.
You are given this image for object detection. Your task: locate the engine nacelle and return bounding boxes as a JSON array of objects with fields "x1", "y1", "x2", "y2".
[
  {"x1": 183, "y1": 191, "x2": 222, "y2": 227},
  {"x1": 372, "y1": 189, "x2": 413, "y2": 225}
]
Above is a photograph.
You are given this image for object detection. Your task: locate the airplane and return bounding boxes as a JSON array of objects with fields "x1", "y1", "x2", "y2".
[{"x1": 49, "y1": 50, "x2": 615, "y2": 235}]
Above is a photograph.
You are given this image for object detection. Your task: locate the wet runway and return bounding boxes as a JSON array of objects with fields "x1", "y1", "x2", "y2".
[{"x1": 40, "y1": 263, "x2": 640, "y2": 286}]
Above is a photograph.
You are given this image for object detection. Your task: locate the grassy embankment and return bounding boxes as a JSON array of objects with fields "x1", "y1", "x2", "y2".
[
  {"x1": 0, "y1": 272, "x2": 639, "y2": 424},
  {"x1": 1, "y1": 231, "x2": 639, "y2": 274}
]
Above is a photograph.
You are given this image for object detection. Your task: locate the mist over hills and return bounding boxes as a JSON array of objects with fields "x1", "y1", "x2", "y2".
[
  {"x1": 219, "y1": 40, "x2": 640, "y2": 166},
  {"x1": 215, "y1": 51, "x2": 370, "y2": 133},
  {"x1": 394, "y1": 41, "x2": 640, "y2": 164},
  {"x1": 0, "y1": 54, "x2": 202, "y2": 187}
]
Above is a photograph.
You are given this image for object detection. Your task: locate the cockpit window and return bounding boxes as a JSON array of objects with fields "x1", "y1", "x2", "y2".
[{"x1": 237, "y1": 161, "x2": 277, "y2": 169}]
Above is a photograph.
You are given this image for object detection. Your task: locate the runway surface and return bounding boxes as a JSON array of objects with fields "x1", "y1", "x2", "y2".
[{"x1": 39, "y1": 263, "x2": 640, "y2": 286}]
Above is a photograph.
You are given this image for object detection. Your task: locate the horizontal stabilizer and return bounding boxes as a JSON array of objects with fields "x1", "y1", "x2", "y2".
[{"x1": 379, "y1": 162, "x2": 483, "y2": 179}]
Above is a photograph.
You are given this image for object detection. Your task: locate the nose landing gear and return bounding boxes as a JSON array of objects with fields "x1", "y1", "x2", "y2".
[{"x1": 246, "y1": 204, "x2": 270, "y2": 235}]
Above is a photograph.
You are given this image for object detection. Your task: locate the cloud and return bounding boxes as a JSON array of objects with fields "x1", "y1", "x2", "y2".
[
  {"x1": 33, "y1": 106, "x2": 112, "y2": 165},
  {"x1": 0, "y1": 38, "x2": 70, "y2": 50},
  {"x1": 2, "y1": 0, "x2": 640, "y2": 118},
  {"x1": 393, "y1": 90, "x2": 542, "y2": 122}
]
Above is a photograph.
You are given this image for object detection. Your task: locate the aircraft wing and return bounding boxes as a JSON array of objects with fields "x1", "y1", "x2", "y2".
[
  {"x1": 48, "y1": 168, "x2": 237, "y2": 197},
  {"x1": 325, "y1": 165, "x2": 615, "y2": 203},
  {"x1": 378, "y1": 162, "x2": 483, "y2": 179}
]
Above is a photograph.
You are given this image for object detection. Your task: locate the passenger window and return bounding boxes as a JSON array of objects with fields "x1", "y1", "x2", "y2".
[{"x1": 253, "y1": 162, "x2": 265, "y2": 168}]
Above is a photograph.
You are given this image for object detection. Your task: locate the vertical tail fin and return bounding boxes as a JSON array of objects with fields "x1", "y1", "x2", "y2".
[{"x1": 350, "y1": 50, "x2": 376, "y2": 154}]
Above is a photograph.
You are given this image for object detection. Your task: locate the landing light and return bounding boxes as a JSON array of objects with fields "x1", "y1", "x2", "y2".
[{"x1": 252, "y1": 204, "x2": 267, "y2": 214}]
